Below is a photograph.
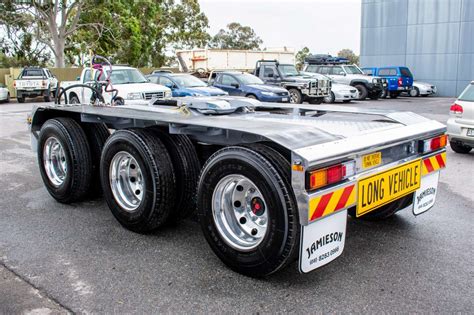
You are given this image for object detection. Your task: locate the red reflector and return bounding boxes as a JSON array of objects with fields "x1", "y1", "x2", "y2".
[
  {"x1": 430, "y1": 137, "x2": 440, "y2": 150},
  {"x1": 398, "y1": 78, "x2": 403, "y2": 86},
  {"x1": 327, "y1": 165, "x2": 343, "y2": 184},
  {"x1": 450, "y1": 103, "x2": 463, "y2": 115}
]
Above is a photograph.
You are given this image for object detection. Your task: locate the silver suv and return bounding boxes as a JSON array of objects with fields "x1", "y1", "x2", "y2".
[{"x1": 303, "y1": 64, "x2": 385, "y2": 100}]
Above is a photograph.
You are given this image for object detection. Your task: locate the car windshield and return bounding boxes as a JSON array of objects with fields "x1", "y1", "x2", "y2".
[
  {"x1": 279, "y1": 65, "x2": 300, "y2": 77},
  {"x1": 400, "y1": 68, "x2": 413, "y2": 77},
  {"x1": 234, "y1": 73, "x2": 264, "y2": 85},
  {"x1": 343, "y1": 65, "x2": 363, "y2": 74},
  {"x1": 108, "y1": 69, "x2": 148, "y2": 84},
  {"x1": 172, "y1": 75, "x2": 207, "y2": 87},
  {"x1": 458, "y1": 84, "x2": 474, "y2": 102},
  {"x1": 21, "y1": 69, "x2": 44, "y2": 77}
]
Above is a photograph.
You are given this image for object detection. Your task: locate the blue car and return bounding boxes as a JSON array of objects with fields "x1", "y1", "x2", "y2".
[
  {"x1": 211, "y1": 72, "x2": 290, "y2": 103},
  {"x1": 362, "y1": 66, "x2": 413, "y2": 98},
  {"x1": 147, "y1": 73, "x2": 228, "y2": 97}
]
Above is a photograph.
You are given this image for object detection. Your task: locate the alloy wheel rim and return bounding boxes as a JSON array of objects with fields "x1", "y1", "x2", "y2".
[
  {"x1": 43, "y1": 137, "x2": 67, "y2": 187},
  {"x1": 109, "y1": 151, "x2": 144, "y2": 212},
  {"x1": 212, "y1": 174, "x2": 268, "y2": 251}
]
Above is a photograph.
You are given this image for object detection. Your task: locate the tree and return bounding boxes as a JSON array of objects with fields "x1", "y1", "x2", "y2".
[
  {"x1": 210, "y1": 22, "x2": 262, "y2": 50},
  {"x1": 0, "y1": 0, "x2": 104, "y2": 67},
  {"x1": 295, "y1": 47, "x2": 310, "y2": 70},
  {"x1": 337, "y1": 49, "x2": 359, "y2": 65},
  {"x1": 66, "y1": 0, "x2": 210, "y2": 67}
]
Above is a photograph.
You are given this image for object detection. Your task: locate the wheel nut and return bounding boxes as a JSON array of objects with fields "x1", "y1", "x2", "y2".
[
  {"x1": 236, "y1": 185, "x2": 243, "y2": 191},
  {"x1": 251, "y1": 228, "x2": 257, "y2": 236},
  {"x1": 234, "y1": 200, "x2": 241, "y2": 207},
  {"x1": 239, "y1": 217, "x2": 247, "y2": 224}
]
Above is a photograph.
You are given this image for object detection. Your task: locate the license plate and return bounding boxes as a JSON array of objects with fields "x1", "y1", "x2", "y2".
[
  {"x1": 282, "y1": 97, "x2": 288, "y2": 102},
  {"x1": 357, "y1": 159, "x2": 421, "y2": 217},
  {"x1": 362, "y1": 152, "x2": 382, "y2": 169},
  {"x1": 467, "y1": 128, "x2": 474, "y2": 137}
]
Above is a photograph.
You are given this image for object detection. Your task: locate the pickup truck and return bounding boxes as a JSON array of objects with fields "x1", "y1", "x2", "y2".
[
  {"x1": 362, "y1": 66, "x2": 413, "y2": 98},
  {"x1": 14, "y1": 67, "x2": 58, "y2": 103},
  {"x1": 61, "y1": 65, "x2": 171, "y2": 105},
  {"x1": 254, "y1": 60, "x2": 330, "y2": 104},
  {"x1": 29, "y1": 92, "x2": 446, "y2": 277},
  {"x1": 303, "y1": 62, "x2": 385, "y2": 100}
]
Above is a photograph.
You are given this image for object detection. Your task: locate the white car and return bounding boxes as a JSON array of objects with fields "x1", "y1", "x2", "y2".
[
  {"x1": 410, "y1": 81, "x2": 437, "y2": 97},
  {"x1": 447, "y1": 81, "x2": 474, "y2": 154},
  {"x1": 61, "y1": 66, "x2": 171, "y2": 105},
  {"x1": 14, "y1": 67, "x2": 58, "y2": 103},
  {"x1": 0, "y1": 84, "x2": 10, "y2": 103},
  {"x1": 324, "y1": 82, "x2": 359, "y2": 103}
]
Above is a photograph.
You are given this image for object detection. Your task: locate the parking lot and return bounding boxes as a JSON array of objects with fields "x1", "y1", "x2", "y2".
[{"x1": 0, "y1": 97, "x2": 473, "y2": 313}]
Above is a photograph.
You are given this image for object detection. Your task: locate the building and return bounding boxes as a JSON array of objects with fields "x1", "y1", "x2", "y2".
[{"x1": 360, "y1": 0, "x2": 473, "y2": 97}]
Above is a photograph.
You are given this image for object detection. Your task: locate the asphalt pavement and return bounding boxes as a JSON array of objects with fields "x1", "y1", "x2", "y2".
[{"x1": 0, "y1": 96, "x2": 473, "y2": 313}]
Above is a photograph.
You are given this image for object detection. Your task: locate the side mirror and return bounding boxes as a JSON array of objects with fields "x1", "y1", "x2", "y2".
[
  {"x1": 165, "y1": 83, "x2": 175, "y2": 89},
  {"x1": 231, "y1": 83, "x2": 240, "y2": 89},
  {"x1": 267, "y1": 73, "x2": 274, "y2": 78},
  {"x1": 76, "y1": 76, "x2": 80, "y2": 81},
  {"x1": 339, "y1": 72, "x2": 345, "y2": 76}
]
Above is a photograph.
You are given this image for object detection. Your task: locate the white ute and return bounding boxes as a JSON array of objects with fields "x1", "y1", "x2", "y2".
[
  {"x1": 14, "y1": 67, "x2": 58, "y2": 103},
  {"x1": 61, "y1": 65, "x2": 171, "y2": 105}
]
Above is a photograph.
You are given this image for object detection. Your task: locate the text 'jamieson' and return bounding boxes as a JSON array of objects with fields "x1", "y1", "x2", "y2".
[{"x1": 306, "y1": 232, "x2": 343, "y2": 259}]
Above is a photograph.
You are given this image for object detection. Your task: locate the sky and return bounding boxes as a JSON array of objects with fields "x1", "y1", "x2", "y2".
[{"x1": 199, "y1": 0, "x2": 362, "y2": 56}]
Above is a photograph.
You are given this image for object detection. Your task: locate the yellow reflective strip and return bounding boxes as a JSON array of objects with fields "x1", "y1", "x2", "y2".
[
  {"x1": 431, "y1": 156, "x2": 440, "y2": 171},
  {"x1": 322, "y1": 188, "x2": 344, "y2": 217},
  {"x1": 347, "y1": 185, "x2": 356, "y2": 206},
  {"x1": 422, "y1": 162, "x2": 429, "y2": 176},
  {"x1": 308, "y1": 195, "x2": 322, "y2": 220}
]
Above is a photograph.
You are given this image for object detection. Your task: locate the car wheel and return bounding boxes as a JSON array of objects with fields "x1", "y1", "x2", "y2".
[
  {"x1": 100, "y1": 129, "x2": 176, "y2": 233},
  {"x1": 69, "y1": 95, "x2": 80, "y2": 104},
  {"x1": 309, "y1": 97, "x2": 323, "y2": 104},
  {"x1": 354, "y1": 84, "x2": 368, "y2": 100},
  {"x1": 114, "y1": 98, "x2": 125, "y2": 105},
  {"x1": 197, "y1": 146, "x2": 299, "y2": 277},
  {"x1": 323, "y1": 92, "x2": 335, "y2": 103},
  {"x1": 6, "y1": 93, "x2": 10, "y2": 103},
  {"x1": 288, "y1": 88, "x2": 302, "y2": 104},
  {"x1": 17, "y1": 96, "x2": 25, "y2": 103},
  {"x1": 450, "y1": 141, "x2": 472, "y2": 154},
  {"x1": 246, "y1": 94, "x2": 258, "y2": 100},
  {"x1": 44, "y1": 92, "x2": 52, "y2": 102},
  {"x1": 38, "y1": 118, "x2": 92, "y2": 203},
  {"x1": 389, "y1": 91, "x2": 399, "y2": 99},
  {"x1": 410, "y1": 87, "x2": 420, "y2": 97}
]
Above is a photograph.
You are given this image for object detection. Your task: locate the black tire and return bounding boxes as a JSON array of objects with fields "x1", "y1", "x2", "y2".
[
  {"x1": 324, "y1": 92, "x2": 335, "y2": 104},
  {"x1": 389, "y1": 91, "x2": 398, "y2": 99},
  {"x1": 348, "y1": 193, "x2": 413, "y2": 221},
  {"x1": 17, "y1": 96, "x2": 25, "y2": 103},
  {"x1": 6, "y1": 93, "x2": 10, "y2": 103},
  {"x1": 114, "y1": 98, "x2": 125, "y2": 106},
  {"x1": 100, "y1": 129, "x2": 176, "y2": 233},
  {"x1": 369, "y1": 94, "x2": 379, "y2": 100},
  {"x1": 44, "y1": 92, "x2": 52, "y2": 102},
  {"x1": 450, "y1": 141, "x2": 472, "y2": 154},
  {"x1": 69, "y1": 94, "x2": 80, "y2": 104},
  {"x1": 197, "y1": 146, "x2": 299, "y2": 277},
  {"x1": 38, "y1": 118, "x2": 92, "y2": 203},
  {"x1": 421, "y1": 94, "x2": 429, "y2": 97},
  {"x1": 81, "y1": 123, "x2": 110, "y2": 197},
  {"x1": 354, "y1": 84, "x2": 368, "y2": 100},
  {"x1": 410, "y1": 87, "x2": 420, "y2": 97},
  {"x1": 246, "y1": 94, "x2": 258, "y2": 100},
  {"x1": 150, "y1": 128, "x2": 201, "y2": 221},
  {"x1": 309, "y1": 97, "x2": 323, "y2": 104},
  {"x1": 342, "y1": 100, "x2": 351, "y2": 103},
  {"x1": 288, "y1": 88, "x2": 302, "y2": 104}
]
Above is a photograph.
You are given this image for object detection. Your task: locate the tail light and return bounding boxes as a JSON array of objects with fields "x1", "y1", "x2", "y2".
[
  {"x1": 398, "y1": 77, "x2": 403, "y2": 86},
  {"x1": 13, "y1": 81, "x2": 16, "y2": 88},
  {"x1": 41, "y1": 80, "x2": 47, "y2": 87},
  {"x1": 420, "y1": 135, "x2": 447, "y2": 153},
  {"x1": 450, "y1": 103, "x2": 463, "y2": 116},
  {"x1": 307, "y1": 160, "x2": 356, "y2": 190}
]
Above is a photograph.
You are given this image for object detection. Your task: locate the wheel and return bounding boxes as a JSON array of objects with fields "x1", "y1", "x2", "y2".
[
  {"x1": 197, "y1": 146, "x2": 299, "y2": 277},
  {"x1": 308, "y1": 97, "x2": 323, "y2": 104},
  {"x1": 389, "y1": 91, "x2": 398, "y2": 99},
  {"x1": 380, "y1": 89, "x2": 387, "y2": 98},
  {"x1": 69, "y1": 94, "x2": 80, "y2": 104},
  {"x1": 81, "y1": 123, "x2": 110, "y2": 197},
  {"x1": 342, "y1": 100, "x2": 351, "y2": 103},
  {"x1": 421, "y1": 94, "x2": 429, "y2": 97},
  {"x1": 150, "y1": 128, "x2": 200, "y2": 221},
  {"x1": 450, "y1": 141, "x2": 472, "y2": 154},
  {"x1": 324, "y1": 92, "x2": 335, "y2": 103},
  {"x1": 410, "y1": 87, "x2": 419, "y2": 97},
  {"x1": 288, "y1": 88, "x2": 302, "y2": 104},
  {"x1": 38, "y1": 118, "x2": 92, "y2": 203},
  {"x1": 114, "y1": 98, "x2": 124, "y2": 105},
  {"x1": 5, "y1": 93, "x2": 10, "y2": 103},
  {"x1": 17, "y1": 96, "x2": 25, "y2": 103},
  {"x1": 369, "y1": 93, "x2": 379, "y2": 100},
  {"x1": 100, "y1": 129, "x2": 176, "y2": 233},
  {"x1": 354, "y1": 84, "x2": 368, "y2": 100},
  {"x1": 44, "y1": 92, "x2": 52, "y2": 102},
  {"x1": 348, "y1": 193, "x2": 413, "y2": 221},
  {"x1": 246, "y1": 94, "x2": 258, "y2": 100}
]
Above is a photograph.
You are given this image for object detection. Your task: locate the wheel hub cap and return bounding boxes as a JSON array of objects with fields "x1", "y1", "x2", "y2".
[
  {"x1": 43, "y1": 137, "x2": 67, "y2": 187},
  {"x1": 109, "y1": 151, "x2": 144, "y2": 212},
  {"x1": 212, "y1": 174, "x2": 268, "y2": 251}
]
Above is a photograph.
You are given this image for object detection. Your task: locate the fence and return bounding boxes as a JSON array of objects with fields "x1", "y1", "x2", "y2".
[{"x1": 1, "y1": 67, "x2": 179, "y2": 98}]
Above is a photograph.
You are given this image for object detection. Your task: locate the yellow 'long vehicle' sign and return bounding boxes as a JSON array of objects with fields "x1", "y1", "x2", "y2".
[{"x1": 357, "y1": 159, "x2": 421, "y2": 216}]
